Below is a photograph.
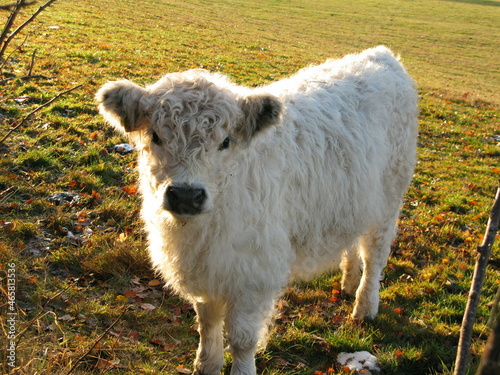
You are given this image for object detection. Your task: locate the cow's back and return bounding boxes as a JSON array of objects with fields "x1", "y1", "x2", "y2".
[{"x1": 260, "y1": 46, "x2": 418, "y2": 279}]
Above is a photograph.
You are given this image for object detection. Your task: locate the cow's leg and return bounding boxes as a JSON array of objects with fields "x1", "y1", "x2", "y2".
[
  {"x1": 352, "y1": 221, "x2": 397, "y2": 320},
  {"x1": 225, "y1": 294, "x2": 275, "y2": 375},
  {"x1": 340, "y1": 243, "x2": 362, "y2": 297},
  {"x1": 193, "y1": 299, "x2": 226, "y2": 375}
]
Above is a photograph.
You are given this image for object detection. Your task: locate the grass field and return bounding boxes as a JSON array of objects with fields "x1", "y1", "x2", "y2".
[{"x1": 1, "y1": 0, "x2": 499, "y2": 374}]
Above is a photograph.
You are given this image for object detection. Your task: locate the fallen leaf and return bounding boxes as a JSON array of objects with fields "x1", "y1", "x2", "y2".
[
  {"x1": 123, "y1": 290, "x2": 137, "y2": 299},
  {"x1": 148, "y1": 279, "x2": 162, "y2": 287},
  {"x1": 176, "y1": 365, "x2": 192, "y2": 374},
  {"x1": 472, "y1": 213, "x2": 485, "y2": 221},
  {"x1": 151, "y1": 338, "x2": 166, "y2": 347},
  {"x1": 115, "y1": 295, "x2": 128, "y2": 303},
  {"x1": 2, "y1": 221, "x2": 15, "y2": 231},
  {"x1": 128, "y1": 331, "x2": 140, "y2": 341},
  {"x1": 130, "y1": 276, "x2": 141, "y2": 285},
  {"x1": 332, "y1": 315, "x2": 345, "y2": 325},
  {"x1": 140, "y1": 303, "x2": 155, "y2": 310},
  {"x1": 122, "y1": 185, "x2": 138, "y2": 195},
  {"x1": 95, "y1": 358, "x2": 120, "y2": 370},
  {"x1": 117, "y1": 232, "x2": 127, "y2": 242},
  {"x1": 58, "y1": 314, "x2": 74, "y2": 321},
  {"x1": 91, "y1": 190, "x2": 101, "y2": 203},
  {"x1": 27, "y1": 276, "x2": 37, "y2": 283},
  {"x1": 164, "y1": 341, "x2": 178, "y2": 351},
  {"x1": 394, "y1": 348, "x2": 404, "y2": 364}
]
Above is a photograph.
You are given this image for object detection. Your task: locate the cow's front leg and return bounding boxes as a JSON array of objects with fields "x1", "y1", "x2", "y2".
[
  {"x1": 225, "y1": 294, "x2": 275, "y2": 375},
  {"x1": 193, "y1": 299, "x2": 226, "y2": 375}
]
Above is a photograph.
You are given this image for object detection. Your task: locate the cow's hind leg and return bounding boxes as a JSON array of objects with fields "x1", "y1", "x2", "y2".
[
  {"x1": 340, "y1": 242, "x2": 363, "y2": 298},
  {"x1": 193, "y1": 299, "x2": 226, "y2": 375},
  {"x1": 352, "y1": 221, "x2": 397, "y2": 320}
]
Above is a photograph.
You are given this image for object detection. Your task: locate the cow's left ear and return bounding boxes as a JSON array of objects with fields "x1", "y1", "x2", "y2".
[{"x1": 237, "y1": 93, "x2": 282, "y2": 142}]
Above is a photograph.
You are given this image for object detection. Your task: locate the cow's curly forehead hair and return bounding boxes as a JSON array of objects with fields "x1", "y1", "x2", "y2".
[
  {"x1": 146, "y1": 70, "x2": 242, "y2": 151},
  {"x1": 97, "y1": 68, "x2": 282, "y2": 164}
]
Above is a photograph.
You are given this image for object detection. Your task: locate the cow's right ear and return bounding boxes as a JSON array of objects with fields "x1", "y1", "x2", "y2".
[
  {"x1": 96, "y1": 80, "x2": 149, "y2": 134},
  {"x1": 237, "y1": 93, "x2": 282, "y2": 143}
]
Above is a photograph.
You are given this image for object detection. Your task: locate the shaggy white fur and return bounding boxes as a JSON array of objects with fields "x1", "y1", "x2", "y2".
[{"x1": 96, "y1": 46, "x2": 418, "y2": 375}]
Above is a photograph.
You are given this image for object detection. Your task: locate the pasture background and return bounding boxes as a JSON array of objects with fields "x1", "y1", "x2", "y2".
[{"x1": 0, "y1": 0, "x2": 499, "y2": 374}]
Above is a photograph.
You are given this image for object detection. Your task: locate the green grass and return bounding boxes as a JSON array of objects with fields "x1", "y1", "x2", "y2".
[{"x1": 1, "y1": 0, "x2": 499, "y2": 374}]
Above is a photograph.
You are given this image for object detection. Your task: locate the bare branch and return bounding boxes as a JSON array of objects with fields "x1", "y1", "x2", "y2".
[
  {"x1": 0, "y1": 0, "x2": 27, "y2": 59},
  {"x1": 475, "y1": 312, "x2": 500, "y2": 374},
  {"x1": 454, "y1": 183, "x2": 500, "y2": 375},
  {"x1": 0, "y1": 1, "x2": 36, "y2": 11},
  {"x1": 0, "y1": 0, "x2": 58, "y2": 59},
  {"x1": 0, "y1": 83, "x2": 82, "y2": 144}
]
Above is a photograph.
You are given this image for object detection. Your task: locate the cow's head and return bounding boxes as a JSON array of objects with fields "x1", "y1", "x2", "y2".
[{"x1": 96, "y1": 70, "x2": 282, "y2": 219}]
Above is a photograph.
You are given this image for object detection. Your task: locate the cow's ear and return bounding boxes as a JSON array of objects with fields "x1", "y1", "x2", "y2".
[
  {"x1": 96, "y1": 80, "x2": 149, "y2": 134},
  {"x1": 237, "y1": 93, "x2": 282, "y2": 142}
]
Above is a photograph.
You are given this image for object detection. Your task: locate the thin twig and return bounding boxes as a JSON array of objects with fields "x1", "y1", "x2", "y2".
[
  {"x1": 0, "y1": 32, "x2": 30, "y2": 73},
  {"x1": 64, "y1": 305, "x2": 131, "y2": 375},
  {"x1": 27, "y1": 48, "x2": 36, "y2": 75},
  {"x1": 0, "y1": 83, "x2": 82, "y2": 144},
  {"x1": 0, "y1": 185, "x2": 17, "y2": 203},
  {"x1": 15, "y1": 278, "x2": 79, "y2": 346},
  {"x1": 454, "y1": 183, "x2": 500, "y2": 375}
]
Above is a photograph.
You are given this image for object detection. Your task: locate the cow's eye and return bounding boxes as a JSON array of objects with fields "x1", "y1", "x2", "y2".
[
  {"x1": 218, "y1": 137, "x2": 231, "y2": 151},
  {"x1": 147, "y1": 130, "x2": 162, "y2": 145}
]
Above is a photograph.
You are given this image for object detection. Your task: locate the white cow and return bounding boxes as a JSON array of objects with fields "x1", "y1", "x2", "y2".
[{"x1": 97, "y1": 46, "x2": 418, "y2": 375}]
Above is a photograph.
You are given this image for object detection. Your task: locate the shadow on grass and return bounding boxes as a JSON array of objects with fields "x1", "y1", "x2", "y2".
[{"x1": 442, "y1": 0, "x2": 500, "y2": 7}]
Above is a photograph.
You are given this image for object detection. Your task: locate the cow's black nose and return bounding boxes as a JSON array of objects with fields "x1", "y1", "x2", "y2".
[{"x1": 165, "y1": 185, "x2": 206, "y2": 215}]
